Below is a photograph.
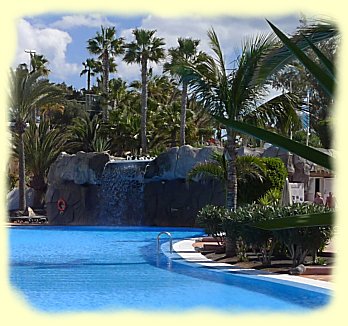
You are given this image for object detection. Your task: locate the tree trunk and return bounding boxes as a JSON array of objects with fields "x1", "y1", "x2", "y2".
[
  {"x1": 102, "y1": 50, "x2": 109, "y2": 122},
  {"x1": 140, "y1": 57, "x2": 148, "y2": 154},
  {"x1": 180, "y1": 81, "x2": 188, "y2": 146},
  {"x1": 225, "y1": 236, "x2": 236, "y2": 258},
  {"x1": 225, "y1": 128, "x2": 238, "y2": 212},
  {"x1": 18, "y1": 131, "x2": 26, "y2": 211},
  {"x1": 87, "y1": 69, "x2": 91, "y2": 91},
  {"x1": 29, "y1": 174, "x2": 47, "y2": 208}
]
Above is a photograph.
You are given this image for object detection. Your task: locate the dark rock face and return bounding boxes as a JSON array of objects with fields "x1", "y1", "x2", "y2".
[
  {"x1": 145, "y1": 145, "x2": 222, "y2": 180},
  {"x1": 143, "y1": 178, "x2": 225, "y2": 227},
  {"x1": 46, "y1": 182, "x2": 100, "y2": 225},
  {"x1": 45, "y1": 145, "x2": 327, "y2": 226},
  {"x1": 45, "y1": 147, "x2": 224, "y2": 226},
  {"x1": 46, "y1": 152, "x2": 110, "y2": 225}
]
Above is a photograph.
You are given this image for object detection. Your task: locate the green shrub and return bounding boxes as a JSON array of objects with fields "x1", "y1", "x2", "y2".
[
  {"x1": 262, "y1": 157, "x2": 288, "y2": 191},
  {"x1": 258, "y1": 188, "x2": 281, "y2": 206},
  {"x1": 197, "y1": 202, "x2": 333, "y2": 267},
  {"x1": 238, "y1": 157, "x2": 287, "y2": 204},
  {"x1": 229, "y1": 203, "x2": 278, "y2": 264},
  {"x1": 196, "y1": 205, "x2": 228, "y2": 243},
  {"x1": 8, "y1": 172, "x2": 18, "y2": 190},
  {"x1": 272, "y1": 203, "x2": 333, "y2": 266}
]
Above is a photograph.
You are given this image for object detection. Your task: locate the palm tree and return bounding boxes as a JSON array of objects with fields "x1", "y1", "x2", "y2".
[
  {"x1": 164, "y1": 38, "x2": 204, "y2": 146},
  {"x1": 188, "y1": 151, "x2": 266, "y2": 195},
  {"x1": 87, "y1": 26, "x2": 124, "y2": 121},
  {"x1": 123, "y1": 29, "x2": 165, "y2": 154},
  {"x1": 66, "y1": 113, "x2": 110, "y2": 153},
  {"x1": 30, "y1": 53, "x2": 50, "y2": 76},
  {"x1": 80, "y1": 58, "x2": 97, "y2": 91},
  {"x1": 12, "y1": 120, "x2": 67, "y2": 207},
  {"x1": 188, "y1": 29, "x2": 299, "y2": 212},
  {"x1": 9, "y1": 66, "x2": 62, "y2": 211},
  {"x1": 39, "y1": 102, "x2": 65, "y2": 126},
  {"x1": 188, "y1": 151, "x2": 266, "y2": 257}
]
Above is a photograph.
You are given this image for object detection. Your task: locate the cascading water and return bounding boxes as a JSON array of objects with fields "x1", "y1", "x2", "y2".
[{"x1": 98, "y1": 160, "x2": 151, "y2": 225}]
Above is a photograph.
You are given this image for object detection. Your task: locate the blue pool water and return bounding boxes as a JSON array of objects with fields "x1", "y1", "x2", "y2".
[{"x1": 9, "y1": 226, "x2": 331, "y2": 313}]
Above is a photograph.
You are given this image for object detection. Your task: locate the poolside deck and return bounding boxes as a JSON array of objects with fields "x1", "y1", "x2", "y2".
[
  {"x1": 192, "y1": 237, "x2": 334, "y2": 282},
  {"x1": 170, "y1": 239, "x2": 333, "y2": 291}
]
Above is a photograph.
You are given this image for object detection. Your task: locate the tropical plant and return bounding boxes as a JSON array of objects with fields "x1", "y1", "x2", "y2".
[
  {"x1": 258, "y1": 188, "x2": 281, "y2": 206},
  {"x1": 12, "y1": 120, "x2": 67, "y2": 207},
  {"x1": 87, "y1": 26, "x2": 124, "y2": 121},
  {"x1": 29, "y1": 53, "x2": 50, "y2": 76},
  {"x1": 223, "y1": 20, "x2": 338, "y2": 229},
  {"x1": 196, "y1": 205, "x2": 227, "y2": 244},
  {"x1": 229, "y1": 204, "x2": 277, "y2": 265},
  {"x1": 123, "y1": 29, "x2": 165, "y2": 154},
  {"x1": 263, "y1": 20, "x2": 336, "y2": 98},
  {"x1": 268, "y1": 203, "x2": 333, "y2": 266},
  {"x1": 186, "y1": 29, "x2": 299, "y2": 212},
  {"x1": 66, "y1": 113, "x2": 111, "y2": 153},
  {"x1": 292, "y1": 129, "x2": 322, "y2": 147},
  {"x1": 164, "y1": 37, "x2": 204, "y2": 146},
  {"x1": 80, "y1": 58, "x2": 97, "y2": 91},
  {"x1": 8, "y1": 66, "x2": 62, "y2": 210},
  {"x1": 187, "y1": 151, "x2": 267, "y2": 197},
  {"x1": 270, "y1": 34, "x2": 338, "y2": 149}
]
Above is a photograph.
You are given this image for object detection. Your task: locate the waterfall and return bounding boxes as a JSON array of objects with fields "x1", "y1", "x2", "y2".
[{"x1": 98, "y1": 160, "x2": 151, "y2": 225}]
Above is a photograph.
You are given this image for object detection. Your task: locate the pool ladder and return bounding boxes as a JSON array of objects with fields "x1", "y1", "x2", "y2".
[{"x1": 157, "y1": 231, "x2": 173, "y2": 254}]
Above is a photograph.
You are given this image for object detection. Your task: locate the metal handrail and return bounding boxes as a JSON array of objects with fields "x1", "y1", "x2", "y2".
[{"x1": 157, "y1": 231, "x2": 173, "y2": 254}]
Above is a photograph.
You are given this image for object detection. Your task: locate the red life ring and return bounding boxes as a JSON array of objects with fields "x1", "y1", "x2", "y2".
[{"x1": 57, "y1": 198, "x2": 67, "y2": 212}]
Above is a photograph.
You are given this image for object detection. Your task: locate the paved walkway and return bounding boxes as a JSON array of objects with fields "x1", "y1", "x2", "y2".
[{"x1": 168, "y1": 239, "x2": 333, "y2": 291}]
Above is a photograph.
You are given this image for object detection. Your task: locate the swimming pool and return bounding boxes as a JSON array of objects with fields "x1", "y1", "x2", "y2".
[{"x1": 9, "y1": 226, "x2": 331, "y2": 313}]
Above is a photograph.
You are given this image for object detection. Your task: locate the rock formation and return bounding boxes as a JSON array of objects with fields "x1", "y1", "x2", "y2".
[{"x1": 44, "y1": 145, "x2": 331, "y2": 226}]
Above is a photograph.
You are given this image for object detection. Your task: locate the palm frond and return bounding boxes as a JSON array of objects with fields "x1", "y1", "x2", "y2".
[
  {"x1": 187, "y1": 162, "x2": 226, "y2": 182},
  {"x1": 253, "y1": 20, "x2": 338, "y2": 86}
]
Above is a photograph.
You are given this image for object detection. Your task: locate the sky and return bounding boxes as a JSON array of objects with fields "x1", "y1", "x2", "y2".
[{"x1": 13, "y1": 13, "x2": 303, "y2": 90}]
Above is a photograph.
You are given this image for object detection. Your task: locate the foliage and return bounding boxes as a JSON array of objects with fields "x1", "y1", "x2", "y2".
[
  {"x1": 292, "y1": 130, "x2": 322, "y2": 147},
  {"x1": 123, "y1": 28, "x2": 166, "y2": 153},
  {"x1": 164, "y1": 37, "x2": 205, "y2": 146},
  {"x1": 196, "y1": 205, "x2": 227, "y2": 243},
  {"x1": 197, "y1": 201, "x2": 333, "y2": 266},
  {"x1": 269, "y1": 20, "x2": 338, "y2": 149},
  {"x1": 238, "y1": 157, "x2": 287, "y2": 204},
  {"x1": 12, "y1": 120, "x2": 67, "y2": 207},
  {"x1": 227, "y1": 20, "x2": 338, "y2": 228},
  {"x1": 8, "y1": 172, "x2": 18, "y2": 190},
  {"x1": 188, "y1": 151, "x2": 268, "y2": 206},
  {"x1": 269, "y1": 203, "x2": 333, "y2": 266},
  {"x1": 229, "y1": 204, "x2": 278, "y2": 265},
  {"x1": 258, "y1": 188, "x2": 281, "y2": 206},
  {"x1": 66, "y1": 113, "x2": 111, "y2": 153},
  {"x1": 9, "y1": 66, "x2": 63, "y2": 210},
  {"x1": 266, "y1": 20, "x2": 336, "y2": 97},
  {"x1": 87, "y1": 25, "x2": 124, "y2": 120}
]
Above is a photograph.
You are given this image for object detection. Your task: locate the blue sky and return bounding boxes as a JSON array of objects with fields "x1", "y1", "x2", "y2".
[{"x1": 13, "y1": 13, "x2": 302, "y2": 90}]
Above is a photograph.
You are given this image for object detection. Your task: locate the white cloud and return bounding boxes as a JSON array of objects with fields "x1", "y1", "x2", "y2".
[
  {"x1": 50, "y1": 14, "x2": 115, "y2": 30},
  {"x1": 139, "y1": 14, "x2": 300, "y2": 60},
  {"x1": 14, "y1": 18, "x2": 79, "y2": 81},
  {"x1": 115, "y1": 14, "x2": 300, "y2": 84},
  {"x1": 13, "y1": 14, "x2": 302, "y2": 89}
]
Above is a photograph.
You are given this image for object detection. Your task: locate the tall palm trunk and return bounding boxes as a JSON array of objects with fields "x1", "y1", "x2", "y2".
[
  {"x1": 17, "y1": 129, "x2": 26, "y2": 211},
  {"x1": 140, "y1": 56, "x2": 148, "y2": 154},
  {"x1": 180, "y1": 80, "x2": 188, "y2": 146},
  {"x1": 225, "y1": 128, "x2": 238, "y2": 211},
  {"x1": 225, "y1": 128, "x2": 238, "y2": 257},
  {"x1": 102, "y1": 50, "x2": 109, "y2": 121},
  {"x1": 87, "y1": 69, "x2": 91, "y2": 92}
]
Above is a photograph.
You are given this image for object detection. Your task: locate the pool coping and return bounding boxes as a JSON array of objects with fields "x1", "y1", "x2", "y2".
[{"x1": 162, "y1": 238, "x2": 333, "y2": 293}]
